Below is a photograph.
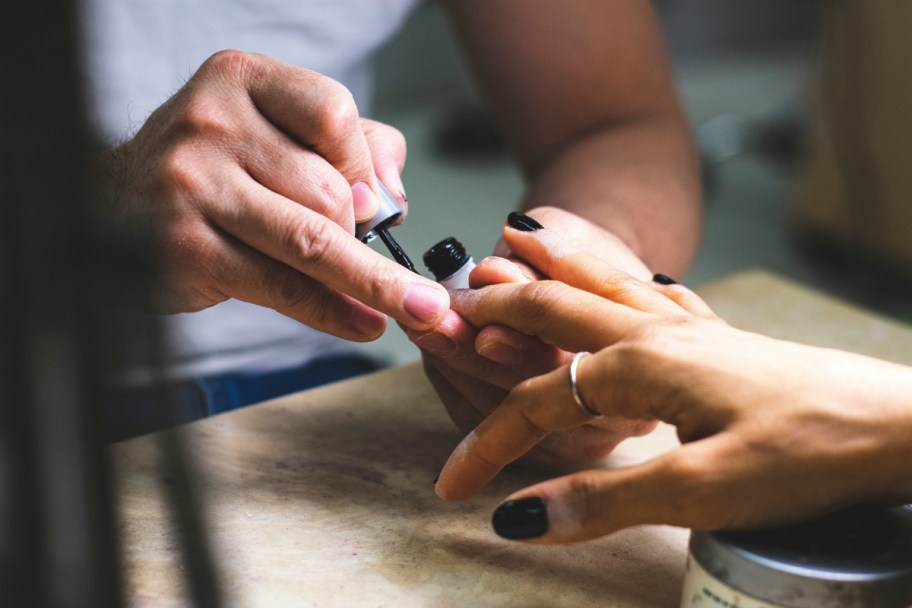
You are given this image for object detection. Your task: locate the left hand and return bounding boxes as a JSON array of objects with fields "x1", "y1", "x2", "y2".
[
  {"x1": 408, "y1": 208, "x2": 661, "y2": 466},
  {"x1": 433, "y1": 230, "x2": 912, "y2": 543}
]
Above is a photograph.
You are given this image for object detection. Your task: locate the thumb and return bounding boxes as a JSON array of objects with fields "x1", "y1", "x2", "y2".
[{"x1": 490, "y1": 439, "x2": 734, "y2": 543}]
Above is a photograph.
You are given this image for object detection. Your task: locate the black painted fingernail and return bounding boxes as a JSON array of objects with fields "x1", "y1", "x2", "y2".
[
  {"x1": 507, "y1": 212, "x2": 544, "y2": 232},
  {"x1": 492, "y1": 496, "x2": 548, "y2": 539},
  {"x1": 652, "y1": 273, "x2": 677, "y2": 285}
]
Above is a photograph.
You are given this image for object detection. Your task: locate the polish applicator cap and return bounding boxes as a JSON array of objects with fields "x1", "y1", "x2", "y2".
[{"x1": 355, "y1": 183, "x2": 404, "y2": 243}]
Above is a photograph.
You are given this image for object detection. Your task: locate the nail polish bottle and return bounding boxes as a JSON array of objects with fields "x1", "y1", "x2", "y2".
[{"x1": 423, "y1": 237, "x2": 475, "y2": 289}]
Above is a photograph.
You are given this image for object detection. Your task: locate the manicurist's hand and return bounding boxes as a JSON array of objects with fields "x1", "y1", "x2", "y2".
[
  {"x1": 93, "y1": 50, "x2": 448, "y2": 340},
  {"x1": 434, "y1": 228, "x2": 912, "y2": 544}
]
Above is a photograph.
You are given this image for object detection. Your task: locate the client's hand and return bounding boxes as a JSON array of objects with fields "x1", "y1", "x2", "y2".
[
  {"x1": 409, "y1": 210, "x2": 660, "y2": 466},
  {"x1": 435, "y1": 225, "x2": 912, "y2": 543}
]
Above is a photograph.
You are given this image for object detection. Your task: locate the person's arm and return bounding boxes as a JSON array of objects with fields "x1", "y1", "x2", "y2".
[
  {"x1": 443, "y1": 0, "x2": 701, "y2": 277},
  {"x1": 434, "y1": 226, "x2": 912, "y2": 543},
  {"x1": 92, "y1": 50, "x2": 449, "y2": 340}
]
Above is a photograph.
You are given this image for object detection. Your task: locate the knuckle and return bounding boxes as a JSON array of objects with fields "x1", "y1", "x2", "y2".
[
  {"x1": 284, "y1": 217, "x2": 338, "y2": 269},
  {"x1": 515, "y1": 280, "x2": 568, "y2": 315},
  {"x1": 302, "y1": 170, "x2": 351, "y2": 220},
  {"x1": 269, "y1": 271, "x2": 317, "y2": 316},
  {"x1": 158, "y1": 148, "x2": 207, "y2": 200},
  {"x1": 311, "y1": 81, "x2": 359, "y2": 142},
  {"x1": 199, "y1": 49, "x2": 259, "y2": 82},
  {"x1": 566, "y1": 471, "x2": 608, "y2": 523},
  {"x1": 661, "y1": 452, "x2": 726, "y2": 527}
]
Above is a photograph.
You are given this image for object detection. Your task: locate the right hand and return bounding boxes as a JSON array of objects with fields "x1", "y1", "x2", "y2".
[{"x1": 93, "y1": 50, "x2": 448, "y2": 341}]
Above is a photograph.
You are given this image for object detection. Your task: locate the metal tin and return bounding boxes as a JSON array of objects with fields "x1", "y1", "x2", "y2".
[{"x1": 681, "y1": 505, "x2": 912, "y2": 607}]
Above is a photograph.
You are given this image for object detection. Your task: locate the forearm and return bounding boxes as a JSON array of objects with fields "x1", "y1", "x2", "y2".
[
  {"x1": 443, "y1": 0, "x2": 702, "y2": 277},
  {"x1": 519, "y1": 113, "x2": 702, "y2": 277}
]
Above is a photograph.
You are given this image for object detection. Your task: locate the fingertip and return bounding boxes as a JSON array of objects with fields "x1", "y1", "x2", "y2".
[
  {"x1": 352, "y1": 181, "x2": 380, "y2": 223},
  {"x1": 492, "y1": 496, "x2": 549, "y2": 540},
  {"x1": 402, "y1": 282, "x2": 450, "y2": 329}
]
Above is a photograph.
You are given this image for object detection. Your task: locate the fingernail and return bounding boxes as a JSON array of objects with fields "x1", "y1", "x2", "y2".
[
  {"x1": 352, "y1": 181, "x2": 380, "y2": 223},
  {"x1": 507, "y1": 212, "x2": 544, "y2": 232},
  {"x1": 652, "y1": 273, "x2": 677, "y2": 285},
  {"x1": 350, "y1": 306, "x2": 386, "y2": 338},
  {"x1": 492, "y1": 497, "x2": 548, "y2": 540},
  {"x1": 403, "y1": 283, "x2": 448, "y2": 325},
  {"x1": 478, "y1": 341, "x2": 522, "y2": 366},
  {"x1": 413, "y1": 331, "x2": 456, "y2": 357}
]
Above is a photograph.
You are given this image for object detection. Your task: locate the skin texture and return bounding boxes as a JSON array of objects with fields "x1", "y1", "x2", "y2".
[
  {"x1": 92, "y1": 50, "x2": 449, "y2": 341},
  {"x1": 434, "y1": 227, "x2": 912, "y2": 544},
  {"x1": 410, "y1": 0, "x2": 702, "y2": 465}
]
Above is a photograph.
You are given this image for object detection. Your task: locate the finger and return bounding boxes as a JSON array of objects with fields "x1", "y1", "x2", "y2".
[
  {"x1": 502, "y1": 225, "x2": 688, "y2": 316},
  {"x1": 491, "y1": 438, "x2": 741, "y2": 543},
  {"x1": 209, "y1": 176, "x2": 449, "y2": 331},
  {"x1": 650, "y1": 277, "x2": 720, "y2": 320},
  {"x1": 469, "y1": 256, "x2": 538, "y2": 288},
  {"x1": 435, "y1": 363, "x2": 592, "y2": 501},
  {"x1": 362, "y1": 118, "x2": 408, "y2": 220},
  {"x1": 407, "y1": 310, "x2": 526, "y2": 390},
  {"x1": 475, "y1": 324, "x2": 566, "y2": 373},
  {"x1": 233, "y1": 115, "x2": 357, "y2": 231},
  {"x1": 450, "y1": 281, "x2": 650, "y2": 353},
  {"x1": 424, "y1": 355, "x2": 579, "y2": 467},
  {"x1": 239, "y1": 53, "x2": 378, "y2": 188},
  {"x1": 164, "y1": 220, "x2": 387, "y2": 341}
]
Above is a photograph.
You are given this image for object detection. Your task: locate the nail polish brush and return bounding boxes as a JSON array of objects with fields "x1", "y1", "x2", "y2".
[{"x1": 355, "y1": 183, "x2": 417, "y2": 273}]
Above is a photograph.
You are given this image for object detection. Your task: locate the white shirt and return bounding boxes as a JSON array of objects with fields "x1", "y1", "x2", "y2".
[{"x1": 80, "y1": 0, "x2": 421, "y2": 384}]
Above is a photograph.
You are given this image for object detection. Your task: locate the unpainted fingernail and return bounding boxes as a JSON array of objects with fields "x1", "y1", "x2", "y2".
[
  {"x1": 478, "y1": 341, "x2": 522, "y2": 366},
  {"x1": 492, "y1": 496, "x2": 548, "y2": 540},
  {"x1": 352, "y1": 181, "x2": 380, "y2": 223},
  {"x1": 350, "y1": 307, "x2": 386, "y2": 338},
  {"x1": 507, "y1": 211, "x2": 544, "y2": 232},
  {"x1": 413, "y1": 331, "x2": 456, "y2": 357},
  {"x1": 652, "y1": 273, "x2": 678, "y2": 285},
  {"x1": 403, "y1": 284, "x2": 448, "y2": 325}
]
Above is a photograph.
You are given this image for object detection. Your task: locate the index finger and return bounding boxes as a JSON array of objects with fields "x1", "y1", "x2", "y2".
[
  {"x1": 450, "y1": 280, "x2": 651, "y2": 354},
  {"x1": 213, "y1": 180, "x2": 449, "y2": 331},
  {"x1": 436, "y1": 356, "x2": 599, "y2": 501},
  {"x1": 502, "y1": 225, "x2": 687, "y2": 317}
]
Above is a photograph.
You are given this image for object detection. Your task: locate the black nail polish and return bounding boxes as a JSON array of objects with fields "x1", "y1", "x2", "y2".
[
  {"x1": 652, "y1": 273, "x2": 677, "y2": 285},
  {"x1": 492, "y1": 496, "x2": 548, "y2": 539},
  {"x1": 507, "y1": 212, "x2": 544, "y2": 232}
]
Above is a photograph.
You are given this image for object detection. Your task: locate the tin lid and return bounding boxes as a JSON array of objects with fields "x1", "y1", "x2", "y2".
[{"x1": 689, "y1": 505, "x2": 912, "y2": 607}]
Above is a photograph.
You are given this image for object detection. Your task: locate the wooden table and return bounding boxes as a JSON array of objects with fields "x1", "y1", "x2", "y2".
[{"x1": 114, "y1": 270, "x2": 912, "y2": 607}]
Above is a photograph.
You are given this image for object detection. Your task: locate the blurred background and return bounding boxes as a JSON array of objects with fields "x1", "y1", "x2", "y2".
[{"x1": 362, "y1": 0, "x2": 912, "y2": 366}]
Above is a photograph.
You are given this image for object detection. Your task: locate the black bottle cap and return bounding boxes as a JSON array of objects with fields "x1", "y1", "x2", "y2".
[{"x1": 423, "y1": 237, "x2": 470, "y2": 282}]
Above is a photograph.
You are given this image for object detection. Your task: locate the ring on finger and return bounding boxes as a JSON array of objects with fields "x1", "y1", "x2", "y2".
[{"x1": 569, "y1": 351, "x2": 600, "y2": 418}]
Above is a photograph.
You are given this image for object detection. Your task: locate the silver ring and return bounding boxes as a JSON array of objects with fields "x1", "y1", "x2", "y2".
[{"x1": 569, "y1": 351, "x2": 600, "y2": 418}]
